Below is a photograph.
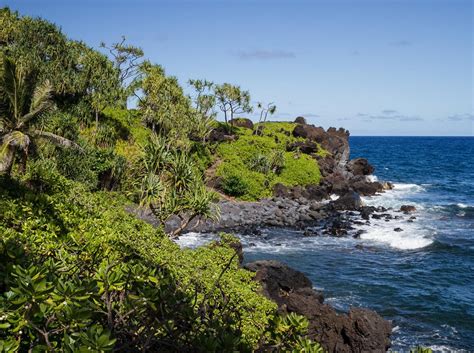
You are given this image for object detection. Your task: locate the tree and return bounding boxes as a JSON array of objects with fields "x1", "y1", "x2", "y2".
[
  {"x1": 254, "y1": 101, "x2": 276, "y2": 135},
  {"x1": 136, "y1": 134, "x2": 218, "y2": 238},
  {"x1": 82, "y1": 48, "x2": 121, "y2": 130},
  {"x1": 214, "y1": 83, "x2": 252, "y2": 129},
  {"x1": 188, "y1": 79, "x2": 217, "y2": 143},
  {"x1": 100, "y1": 36, "x2": 144, "y2": 103},
  {"x1": 0, "y1": 57, "x2": 81, "y2": 175},
  {"x1": 257, "y1": 101, "x2": 276, "y2": 124},
  {"x1": 138, "y1": 62, "x2": 192, "y2": 140}
]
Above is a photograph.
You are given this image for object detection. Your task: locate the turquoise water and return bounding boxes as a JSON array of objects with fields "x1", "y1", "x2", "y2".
[{"x1": 180, "y1": 137, "x2": 474, "y2": 351}]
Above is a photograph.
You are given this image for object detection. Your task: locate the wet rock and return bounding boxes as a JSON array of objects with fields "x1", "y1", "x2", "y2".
[
  {"x1": 244, "y1": 260, "x2": 392, "y2": 353},
  {"x1": 400, "y1": 205, "x2": 417, "y2": 213},
  {"x1": 360, "y1": 206, "x2": 376, "y2": 220},
  {"x1": 349, "y1": 176, "x2": 385, "y2": 196},
  {"x1": 346, "y1": 158, "x2": 374, "y2": 176},
  {"x1": 394, "y1": 227, "x2": 403, "y2": 232},
  {"x1": 332, "y1": 191, "x2": 363, "y2": 211},
  {"x1": 381, "y1": 181, "x2": 394, "y2": 190}
]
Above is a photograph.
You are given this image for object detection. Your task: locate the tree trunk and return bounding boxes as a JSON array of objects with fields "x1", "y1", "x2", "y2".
[
  {"x1": 169, "y1": 214, "x2": 197, "y2": 239},
  {"x1": 19, "y1": 147, "x2": 28, "y2": 175},
  {"x1": 0, "y1": 144, "x2": 16, "y2": 176},
  {"x1": 95, "y1": 110, "x2": 99, "y2": 132}
]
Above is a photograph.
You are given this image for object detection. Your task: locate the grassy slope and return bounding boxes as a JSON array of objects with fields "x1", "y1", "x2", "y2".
[{"x1": 215, "y1": 121, "x2": 327, "y2": 201}]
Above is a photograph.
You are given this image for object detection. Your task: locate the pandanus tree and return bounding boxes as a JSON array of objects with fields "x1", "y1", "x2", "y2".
[
  {"x1": 214, "y1": 83, "x2": 252, "y2": 130},
  {"x1": 0, "y1": 57, "x2": 81, "y2": 175},
  {"x1": 137, "y1": 134, "x2": 218, "y2": 238}
]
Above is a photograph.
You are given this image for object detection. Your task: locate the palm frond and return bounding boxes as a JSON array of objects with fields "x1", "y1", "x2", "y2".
[
  {"x1": 0, "y1": 56, "x2": 18, "y2": 127},
  {"x1": 19, "y1": 80, "x2": 55, "y2": 127},
  {"x1": 32, "y1": 130, "x2": 83, "y2": 151}
]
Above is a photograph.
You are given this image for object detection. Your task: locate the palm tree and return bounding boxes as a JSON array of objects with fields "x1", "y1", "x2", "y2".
[{"x1": 0, "y1": 56, "x2": 81, "y2": 175}]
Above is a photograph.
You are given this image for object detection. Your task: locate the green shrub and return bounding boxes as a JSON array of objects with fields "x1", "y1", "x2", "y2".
[
  {"x1": 248, "y1": 153, "x2": 272, "y2": 174},
  {"x1": 215, "y1": 122, "x2": 323, "y2": 200},
  {"x1": 0, "y1": 176, "x2": 323, "y2": 351},
  {"x1": 221, "y1": 174, "x2": 249, "y2": 197}
]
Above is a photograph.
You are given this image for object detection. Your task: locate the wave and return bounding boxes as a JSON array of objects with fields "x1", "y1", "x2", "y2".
[
  {"x1": 429, "y1": 203, "x2": 474, "y2": 219},
  {"x1": 357, "y1": 217, "x2": 433, "y2": 250},
  {"x1": 362, "y1": 182, "x2": 426, "y2": 210}
]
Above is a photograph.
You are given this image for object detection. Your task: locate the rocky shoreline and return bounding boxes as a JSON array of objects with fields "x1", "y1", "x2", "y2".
[
  {"x1": 245, "y1": 260, "x2": 392, "y2": 353},
  {"x1": 131, "y1": 119, "x2": 422, "y2": 352}
]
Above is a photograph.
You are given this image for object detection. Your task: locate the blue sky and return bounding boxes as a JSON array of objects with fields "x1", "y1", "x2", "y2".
[{"x1": 4, "y1": 0, "x2": 473, "y2": 135}]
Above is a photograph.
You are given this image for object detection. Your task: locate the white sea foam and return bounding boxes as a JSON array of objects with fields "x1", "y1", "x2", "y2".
[
  {"x1": 358, "y1": 218, "x2": 433, "y2": 250},
  {"x1": 457, "y1": 203, "x2": 469, "y2": 209},
  {"x1": 366, "y1": 175, "x2": 378, "y2": 182},
  {"x1": 357, "y1": 182, "x2": 433, "y2": 250},
  {"x1": 361, "y1": 183, "x2": 425, "y2": 209},
  {"x1": 330, "y1": 194, "x2": 340, "y2": 201},
  {"x1": 174, "y1": 232, "x2": 216, "y2": 248},
  {"x1": 177, "y1": 183, "x2": 434, "y2": 251}
]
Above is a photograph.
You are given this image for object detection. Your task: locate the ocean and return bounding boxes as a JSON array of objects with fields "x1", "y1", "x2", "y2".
[{"x1": 178, "y1": 136, "x2": 474, "y2": 351}]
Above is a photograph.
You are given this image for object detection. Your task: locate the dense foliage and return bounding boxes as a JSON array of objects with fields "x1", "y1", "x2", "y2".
[
  {"x1": 0, "y1": 174, "x2": 322, "y2": 352},
  {"x1": 215, "y1": 122, "x2": 325, "y2": 200},
  {"x1": 0, "y1": 7, "x2": 326, "y2": 352}
]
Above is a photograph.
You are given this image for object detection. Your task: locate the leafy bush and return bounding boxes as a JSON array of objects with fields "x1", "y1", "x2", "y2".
[
  {"x1": 215, "y1": 122, "x2": 323, "y2": 200},
  {"x1": 221, "y1": 174, "x2": 249, "y2": 197},
  {"x1": 0, "y1": 176, "x2": 322, "y2": 351},
  {"x1": 248, "y1": 153, "x2": 272, "y2": 174}
]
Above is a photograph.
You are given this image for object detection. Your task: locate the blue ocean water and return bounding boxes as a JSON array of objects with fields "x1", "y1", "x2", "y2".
[{"x1": 180, "y1": 137, "x2": 474, "y2": 351}]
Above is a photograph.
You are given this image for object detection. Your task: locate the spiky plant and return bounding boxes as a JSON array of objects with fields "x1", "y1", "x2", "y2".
[{"x1": 0, "y1": 56, "x2": 81, "y2": 175}]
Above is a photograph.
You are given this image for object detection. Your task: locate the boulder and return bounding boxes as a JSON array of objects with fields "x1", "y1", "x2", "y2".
[
  {"x1": 287, "y1": 141, "x2": 319, "y2": 154},
  {"x1": 207, "y1": 125, "x2": 238, "y2": 142},
  {"x1": 294, "y1": 116, "x2": 307, "y2": 124},
  {"x1": 400, "y1": 205, "x2": 417, "y2": 213},
  {"x1": 244, "y1": 260, "x2": 392, "y2": 353},
  {"x1": 346, "y1": 158, "x2": 374, "y2": 176},
  {"x1": 332, "y1": 191, "x2": 363, "y2": 210},
  {"x1": 292, "y1": 124, "x2": 326, "y2": 140},
  {"x1": 229, "y1": 118, "x2": 254, "y2": 129},
  {"x1": 381, "y1": 181, "x2": 394, "y2": 190}
]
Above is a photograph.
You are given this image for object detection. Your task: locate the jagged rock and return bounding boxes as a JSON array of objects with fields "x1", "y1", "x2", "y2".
[
  {"x1": 244, "y1": 260, "x2": 392, "y2": 353},
  {"x1": 292, "y1": 124, "x2": 326, "y2": 140},
  {"x1": 315, "y1": 156, "x2": 337, "y2": 177},
  {"x1": 332, "y1": 191, "x2": 363, "y2": 210},
  {"x1": 400, "y1": 205, "x2": 417, "y2": 213},
  {"x1": 229, "y1": 118, "x2": 254, "y2": 129},
  {"x1": 349, "y1": 176, "x2": 385, "y2": 196},
  {"x1": 325, "y1": 172, "x2": 350, "y2": 195},
  {"x1": 346, "y1": 158, "x2": 374, "y2": 176},
  {"x1": 287, "y1": 140, "x2": 319, "y2": 154},
  {"x1": 294, "y1": 116, "x2": 307, "y2": 124},
  {"x1": 323, "y1": 127, "x2": 350, "y2": 166}
]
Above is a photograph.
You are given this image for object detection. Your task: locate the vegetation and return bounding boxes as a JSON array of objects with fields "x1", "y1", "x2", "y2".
[
  {"x1": 215, "y1": 122, "x2": 324, "y2": 200},
  {"x1": 214, "y1": 83, "x2": 252, "y2": 129},
  {"x1": 0, "y1": 7, "x2": 326, "y2": 352}
]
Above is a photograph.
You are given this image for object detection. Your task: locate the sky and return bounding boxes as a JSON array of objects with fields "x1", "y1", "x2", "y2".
[{"x1": 3, "y1": 0, "x2": 473, "y2": 136}]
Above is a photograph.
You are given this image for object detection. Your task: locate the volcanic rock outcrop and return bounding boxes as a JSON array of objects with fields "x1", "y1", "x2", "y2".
[{"x1": 245, "y1": 260, "x2": 392, "y2": 353}]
